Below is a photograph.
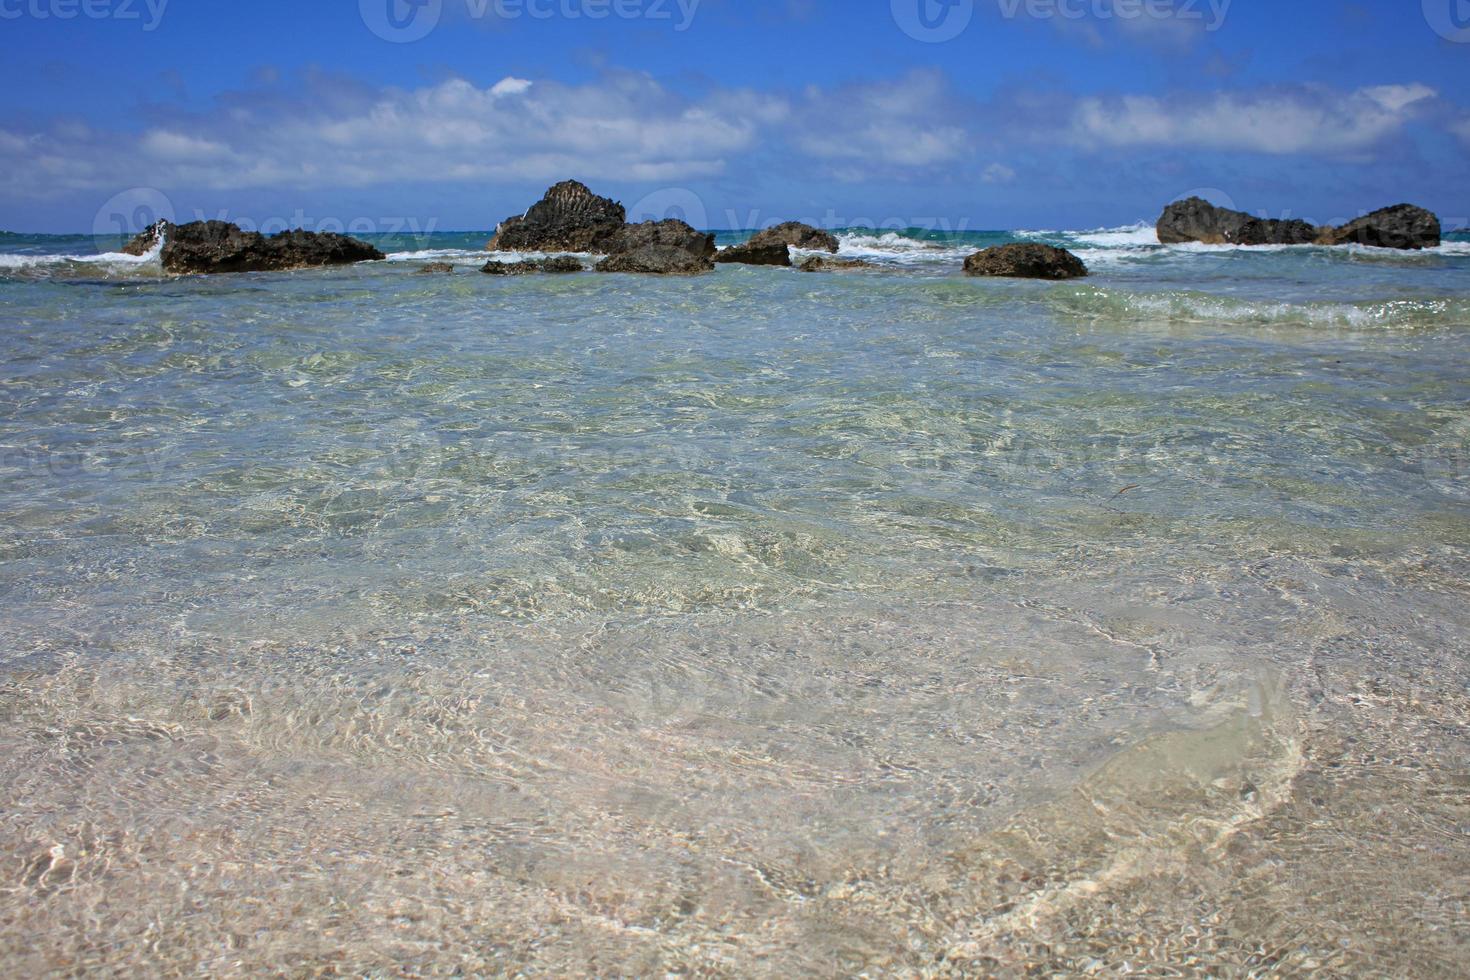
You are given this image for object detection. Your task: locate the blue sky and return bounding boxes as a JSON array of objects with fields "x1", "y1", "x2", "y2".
[{"x1": 1, "y1": 0, "x2": 1467, "y2": 232}]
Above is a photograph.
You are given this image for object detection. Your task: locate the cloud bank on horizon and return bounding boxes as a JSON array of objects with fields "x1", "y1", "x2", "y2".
[{"x1": 1, "y1": 0, "x2": 1467, "y2": 231}]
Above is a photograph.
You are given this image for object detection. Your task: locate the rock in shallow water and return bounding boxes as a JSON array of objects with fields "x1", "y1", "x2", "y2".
[
  {"x1": 748, "y1": 221, "x2": 839, "y2": 253},
  {"x1": 715, "y1": 241, "x2": 792, "y2": 266},
  {"x1": 964, "y1": 243, "x2": 1088, "y2": 280},
  {"x1": 1157, "y1": 197, "x2": 1441, "y2": 250},
  {"x1": 485, "y1": 180, "x2": 627, "y2": 254},
  {"x1": 1316, "y1": 204, "x2": 1441, "y2": 250},
  {"x1": 1156, "y1": 197, "x2": 1318, "y2": 247},
  {"x1": 481, "y1": 256, "x2": 585, "y2": 275},
  {"x1": 596, "y1": 220, "x2": 716, "y2": 275},
  {"x1": 122, "y1": 220, "x2": 385, "y2": 274},
  {"x1": 799, "y1": 256, "x2": 877, "y2": 272}
]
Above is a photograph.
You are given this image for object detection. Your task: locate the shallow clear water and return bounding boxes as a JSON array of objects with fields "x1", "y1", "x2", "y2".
[{"x1": 1, "y1": 228, "x2": 1468, "y2": 975}]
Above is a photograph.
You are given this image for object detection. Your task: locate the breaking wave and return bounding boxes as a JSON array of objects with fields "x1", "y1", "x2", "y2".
[{"x1": 1049, "y1": 284, "x2": 1470, "y2": 329}]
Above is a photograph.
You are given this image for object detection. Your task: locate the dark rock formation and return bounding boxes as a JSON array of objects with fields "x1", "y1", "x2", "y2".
[
  {"x1": 963, "y1": 243, "x2": 1088, "y2": 280},
  {"x1": 799, "y1": 256, "x2": 877, "y2": 272},
  {"x1": 1316, "y1": 204, "x2": 1441, "y2": 250},
  {"x1": 596, "y1": 220, "x2": 716, "y2": 275},
  {"x1": 714, "y1": 241, "x2": 792, "y2": 266},
  {"x1": 748, "y1": 221, "x2": 839, "y2": 253},
  {"x1": 486, "y1": 180, "x2": 627, "y2": 253},
  {"x1": 122, "y1": 220, "x2": 385, "y2": 274},
  {"x1": 1157, "y1": 197, "x2": 1442, "y2": 250},
  {"x1": 482, "y1": 260, "x2": 542, "y2": 275},
  {"x1": 416, "y1": 261, "x2": 455, "y2": 275},
  {"x1": 1156, "y1": 197, "x2": 1317, "y2": 246},
  {"x1": 481, "y1": 256, "x2": 586, "y2": 275}
]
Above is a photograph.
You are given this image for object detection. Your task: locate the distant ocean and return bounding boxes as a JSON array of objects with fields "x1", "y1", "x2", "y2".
[{"x1": 2, "y1": 223, "x2": 1468, "y2": 974}]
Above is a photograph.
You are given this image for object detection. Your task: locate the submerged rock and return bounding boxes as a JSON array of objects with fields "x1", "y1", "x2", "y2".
[
  {"x1": 416, "y1": 261, "x2": 455, "y2": 275},
  {"x1": 1316, "y1": 204, "x2": 1441, "y2": 250},
  {"x1": 715, "y1": 241, "x2": 792, "y2": 267},
  {"x1": 1156, "y1": 198, "x2": 1317, "y2": 246},
  {"x1": 964, "y1": 243, "x2": 1088, "y2": 280},
  {"x1": 481, "y1": 260, "x2": 540, "y2": 275},
  {"x1": 481, "y1": 256, "x2": 586, "y2": 275},
  {"x1": 121, "y1": 220, "x2": 385, "y2": 274},
  {"x1": 596, "y1": 220, "x2": 716, "y2": 275},
  {"x1": 486, "y1": 180, "x2": 627, "y2": 254},
  {"x1": 541, "y1": 255, "x2": 586, "y2": 273},
  {"x1": 799, "y1": 256, "x2": 877, "y2": 272},
  {"x1": 748, "y1": 221, "x2": 840, "y2": 253}
]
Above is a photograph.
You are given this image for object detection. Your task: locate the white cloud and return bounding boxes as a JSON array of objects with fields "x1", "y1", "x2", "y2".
[
  {"x1": 1046, "y1": 6, "x2": 1207, "y2": 49},
  {"x1": 982, "y1": 163, "x2": 1017, "y2": 184},
  {"x1": 488, "y1": 76, "x2": 533, "y2": 98},
  {"x1": 0, "y1": 72, "x2": 779, "y2": 197},
  {"x1": 1361, "y1": 84, "x2": 1436, "y2": 113},
  {"x1": 0, "y1": 70, "x2": 1461, "y2": 205},
  {"x1": 140, "y1": 131, "x2": 234, "y2": 161},
  {"x1": 788, "y1": 70, "x2": 971, "y2": 177},
  {"x1": 1069, "y1": 84, "x2": 1437, "y2": 154}
]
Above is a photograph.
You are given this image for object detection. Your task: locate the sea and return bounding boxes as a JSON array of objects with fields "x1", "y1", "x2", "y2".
[{"x1": 1, "y1": 224, "x2": 1468, "y2": 975}]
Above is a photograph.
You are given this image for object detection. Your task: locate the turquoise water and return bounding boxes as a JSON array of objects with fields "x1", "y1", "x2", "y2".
[{"x1": 2, "y1": 227, "x2": 1468, "y2": 974}]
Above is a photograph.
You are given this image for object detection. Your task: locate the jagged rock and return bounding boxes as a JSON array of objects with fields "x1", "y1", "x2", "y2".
[
  {"x1": 748, "y1": 221, "x2": 839, "y2": 253},
  {"x1": 1316, "y1": 204, "x2": 1440, "y2": 250},
  {"x1": 416, "y1": 262, "x2": 455, "y2": 275},
  {"x1": 1156, "y1": 197, "x2": 1318, "y2": 246},
  {"x1": 481, "y1": 256, "x2": 586, "y2": 275},
  {"x1": 1158, "y1": 197, "x2": 1443, "y2": 250},
  {"x1": 121, "y1": 220, "x2": 385, "y2": 274},
  {"x1": 799, "y1": 256, "x2": 876, "y2": 272},
  {"x1": 596, "y1": 220, "x2": 716, "y2": 275},
  {"x1": 714, "y1": 241, "x2": 792, "y2": 266},
  {"x1": 964, "y1": 243, "x2": 1088, "y2": 279},
  {"x1": 486, "y1": 180, "x2": 627, "y2": 253}
]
